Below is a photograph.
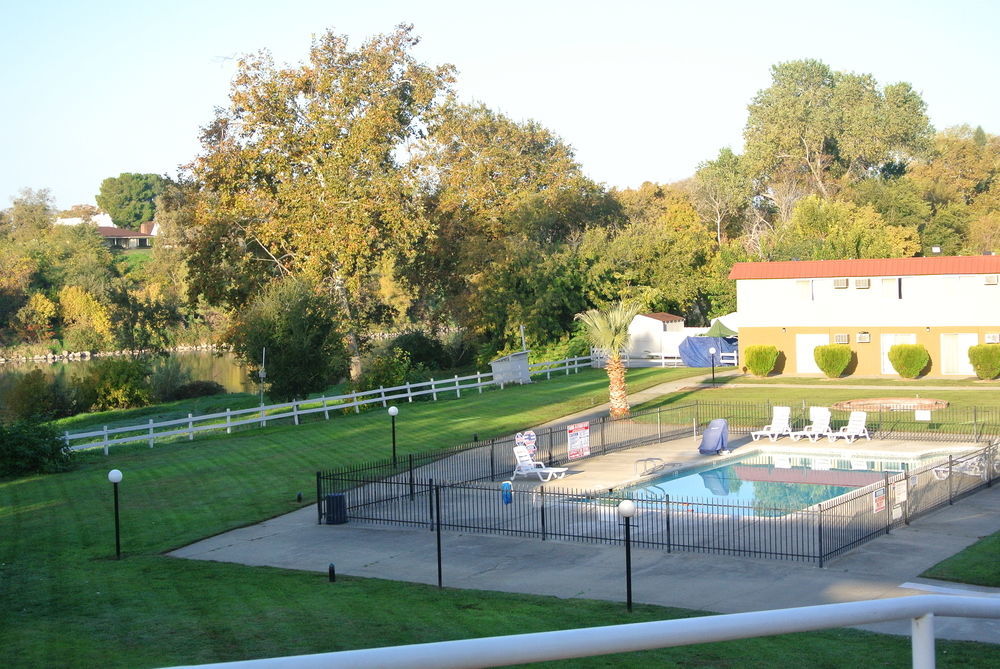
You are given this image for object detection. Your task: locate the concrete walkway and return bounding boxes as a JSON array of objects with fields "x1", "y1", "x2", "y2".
[{"x1": 169, "y1": 371, "x2": 1000, "y2": 644}]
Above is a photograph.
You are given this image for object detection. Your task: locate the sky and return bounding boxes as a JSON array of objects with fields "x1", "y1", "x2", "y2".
[{"x1": 2, "y1": 0, "x2": 998, "y2": 210}]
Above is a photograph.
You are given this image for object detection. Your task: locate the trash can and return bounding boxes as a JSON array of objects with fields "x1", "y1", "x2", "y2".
[{"x1": 325, "y1": 493, "x2": 347, "y2": 525}]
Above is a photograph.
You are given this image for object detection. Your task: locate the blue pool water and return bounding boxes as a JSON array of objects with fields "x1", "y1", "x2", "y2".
[{"x1": 618, "y1": 450, "x2": 950, "y2": 511}]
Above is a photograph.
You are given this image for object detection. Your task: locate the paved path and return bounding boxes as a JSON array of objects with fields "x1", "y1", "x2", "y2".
[{"x1": 169, "y1": 370, "x2": 1000, "y2": 644}]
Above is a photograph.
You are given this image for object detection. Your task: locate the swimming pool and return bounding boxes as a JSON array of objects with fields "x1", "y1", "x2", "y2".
[{"x1": 617, "y1": 449, "x2": 959, "y2": 512}]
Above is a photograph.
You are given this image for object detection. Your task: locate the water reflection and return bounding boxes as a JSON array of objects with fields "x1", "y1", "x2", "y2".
[{"x1": 0, "y1": 350, "x2": 254, "y2": 413}]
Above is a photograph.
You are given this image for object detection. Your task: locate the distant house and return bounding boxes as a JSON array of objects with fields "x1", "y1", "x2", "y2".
[
  {"x1": 97, "y1": 221, "x2": 158, "y2": 249},
  {"x1": 627, "y1": 312, "x2": 708, "y2": 362},
  {"x1": 55, "y1": 212, "x2": 115, "y2": 228},
  {"x1": 728, "y1": 255, "x2": 1000, "y2": 377}
]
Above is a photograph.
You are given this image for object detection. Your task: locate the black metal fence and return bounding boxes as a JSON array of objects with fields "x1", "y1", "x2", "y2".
[{"x1": 317, "y1": 400, "x2": 1000, "y2": 565}]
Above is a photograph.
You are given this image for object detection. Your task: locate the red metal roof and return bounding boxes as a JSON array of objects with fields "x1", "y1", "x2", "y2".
[
  {"x1": 97, "y1": 227, "x2": 153, "y2": 239},
  {"x1": 640, "y1": 312, "x2": 684, "y2": 323},
  {"x1": 728, "y1": 256, "x2": 1000, "y2": 280}
]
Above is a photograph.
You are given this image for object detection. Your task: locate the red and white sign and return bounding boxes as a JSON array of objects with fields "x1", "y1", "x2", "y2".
[{"x1": 567, "y1": 422, "x2": 591, "y2": 460}]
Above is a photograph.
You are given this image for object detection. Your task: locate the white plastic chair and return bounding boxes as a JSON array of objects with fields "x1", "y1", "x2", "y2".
[
  {"x1": 751, "y1": 406, "x2": 792, "y2": 442},
  {"x1": 790, "y1": 407, "x2": 832, "y2": 443},
  {"x1": 828, "y1": 411, "x2": 871, "y2": 443},
  {"x1": 512, "y1": 445, "x2": 568, "y2": 482}
]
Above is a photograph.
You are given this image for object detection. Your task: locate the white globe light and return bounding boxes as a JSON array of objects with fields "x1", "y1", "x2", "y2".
[
  {"x1": 108, "y1": 469, "x2": 123, "y2": 484},
  {"x1": 708, "y1": 347, "x2": 717, "y2": 355},
  {"x1": 617, "y1": 499, "x2": 637, "y2": 518},
  {"x1": 388, "y1": 406, "x2": 399, "y2": 417}
]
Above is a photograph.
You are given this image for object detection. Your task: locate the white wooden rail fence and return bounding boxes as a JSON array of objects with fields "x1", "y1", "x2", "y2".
[{"x1": 63, "y1": 356, "x2": 593, "y2": 454}]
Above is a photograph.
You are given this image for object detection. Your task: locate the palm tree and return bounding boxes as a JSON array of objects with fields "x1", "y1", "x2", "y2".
[{"x1": 575, "y1": 299, "x2": 643, "y2": 419}]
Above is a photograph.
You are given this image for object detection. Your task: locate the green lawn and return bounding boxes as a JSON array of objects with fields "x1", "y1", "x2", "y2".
[
  {"x1": 921, "y1": 531, "x2": 1000, "y2": 587},
  {"x1": 3, "y1": 366, "x2": 996, "y2": 667}
]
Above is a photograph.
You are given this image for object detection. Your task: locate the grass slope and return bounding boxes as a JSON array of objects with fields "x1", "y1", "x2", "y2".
[
  {"x1": 2, "y1": 367, "x2": 996, "y2": 667},
  {"x1": 921, "y1": 531, "x2": 1000, "y2": 587}
]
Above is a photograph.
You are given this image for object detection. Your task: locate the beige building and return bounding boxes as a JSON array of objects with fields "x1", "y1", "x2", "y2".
[{"x1": 728, "y1": 256, "x2": 1000, "y2": 378}]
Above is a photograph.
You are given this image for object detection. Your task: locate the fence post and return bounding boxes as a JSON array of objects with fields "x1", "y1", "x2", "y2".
[
  {"x1": 540, "y1": 486, "x2": 546, "y2": 540},
  {"x1": 261, "y1": 406, "x2": 267, "y2": 428},
  {"x1": 293, "y1": 401, "x2": 300, "y2": 425},
  {"x1": 454, "y1": 375, "x2": 461, "y2": 398},
  {"x1": 477, "y1": 372, "x2": 483, "y2": 394},
  {"x1": 103, "y1": 425, "x2": 109, "y2": 456},
  {"x1": 323, "y1": 398, "x2": 330, "y2": 420},
  {"x1": 657, "y1": 406, "x2": 662, "y2": 440},
  {"x1": 316, "y1": 472, "x2": 323, "y2": 524},
  {"x1": 148, "y1": 418, "x2": 155, "y2": 446},
  {"x1": 428, "y1": 478, "x2": 435, "y2": 530},
  {"x1": 547, "y1": 367, "x2": 551, "y2": 380},
  {"x1": 225, "y1": 409, "x2": 232, "y2": 435},
  {"x1": 948, "y1": 455, "x2": 954, "y2": 504},
  {"x1": 435, "y1": 483, "x2": 443, "y2": 588},
  {"x1": 408, "y1": 454, "x2": 415, "y2": 501},
  {"x1": 381, "y1": 386, "x2": 387, "y2": 408},
  {"x1": 817, "y1": 504, "x2": 824, "y2": 568},
  {"x1": 490, "y1": 441, "x2": 496, "y2": 482},
  {"x1": 883, "y1": 472, "x2": 892, "y2": 534},
  {"x1": 354, "y1": 393, "x2": 360, "y2": 414},
  {"x1": 406, "y1": 381, "x2": 413, "y2": 403},
  {"x1": 665, "y1": 494, "x2": 672, "y2": 554},
  {"x1": 973, "y1": 406, "x2": 979, "y2": 442},
  {"x1": 188, "y1": 413, "x2": 194, "y2": 441},
  {"x1": 431, "y1": 378, "x2": 437, "y2": 401},
  {"x1": 64, "y1": 430, "x2": 70, "y2": 450}
]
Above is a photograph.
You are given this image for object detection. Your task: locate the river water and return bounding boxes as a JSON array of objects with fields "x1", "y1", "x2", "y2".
[{"x1": 0, "y1": 350, "x2": 255, "y2": 414}]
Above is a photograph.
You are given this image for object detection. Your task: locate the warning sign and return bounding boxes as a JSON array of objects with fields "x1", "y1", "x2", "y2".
[
  {"x1": 872, "y1": 488, "x2": 886, "y2": 514},
  {"x1": 567, "y1": 422, "x2": 591, "y2": 460}
]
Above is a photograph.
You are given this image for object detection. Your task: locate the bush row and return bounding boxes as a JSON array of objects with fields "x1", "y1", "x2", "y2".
[{"x1": 742, "y1": 343, "x2": 1000, "y2": 379}]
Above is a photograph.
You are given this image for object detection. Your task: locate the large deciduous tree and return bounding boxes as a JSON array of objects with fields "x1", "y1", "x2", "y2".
[
  {"x1": 689, "y1": 148, "x2": 752, "y2": 245},
  {"x1": 96, "y1": 173, "x2": 167, "y2": 229},
  {"x1": 188, "y1": 25, "x2": 454, "y2": 378},
  {"x1": 744, "y1": 60, "x2": 932, "y2": 200}
]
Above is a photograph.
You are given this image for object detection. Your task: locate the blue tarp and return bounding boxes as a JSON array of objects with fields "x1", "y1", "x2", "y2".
[
  {"x1": 698, "y1": 418, "x2": 730, "y2": 455},
  {"x1": 678, "y1": 336, "x2": 737, "y2": 368}
]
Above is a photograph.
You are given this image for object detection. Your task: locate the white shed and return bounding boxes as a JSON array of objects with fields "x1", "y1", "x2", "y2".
[{"x1": 627, "y1": 312, "x2": 709, "y2": 362}]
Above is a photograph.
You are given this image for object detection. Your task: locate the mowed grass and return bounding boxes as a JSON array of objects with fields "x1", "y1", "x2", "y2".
[
  {"x1": 3, "y1": 366, "x2": 997, "y2": 668},
  {"x1": 921, "y1": 531, "x2": 1000, "y2": 587}
]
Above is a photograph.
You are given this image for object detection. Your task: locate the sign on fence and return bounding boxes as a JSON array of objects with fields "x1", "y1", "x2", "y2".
[
  {"x1": 567, "y1": 422, "x2": 591, "y2": 460},
  {"x1": 872, "y1": 488, "x2": 886, "y2": 514}
]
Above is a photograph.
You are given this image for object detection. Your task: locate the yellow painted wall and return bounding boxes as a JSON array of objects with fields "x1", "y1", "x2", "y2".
[{"x1": 740, "y1": 326, "x2": 997, "y2": 378}]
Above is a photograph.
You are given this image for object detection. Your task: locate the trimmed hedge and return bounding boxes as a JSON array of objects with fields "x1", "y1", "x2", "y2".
[
  {"x1": 888, "y1": 344, "x2": 930, "y2": 378},
  {"x1": 813, "y1": 344, "x2": 852, "y2": 378},
  {"x1": 744, "y1": 345, "x2": 780, "y2": 377},
  {"x1": 968, "y1": 344, "x2": 1000, "y2": 380}
]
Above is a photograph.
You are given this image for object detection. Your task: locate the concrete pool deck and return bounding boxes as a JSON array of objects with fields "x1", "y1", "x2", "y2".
[{"x1": 170, "y1": 372, "x2": 1000, "y2": 644}]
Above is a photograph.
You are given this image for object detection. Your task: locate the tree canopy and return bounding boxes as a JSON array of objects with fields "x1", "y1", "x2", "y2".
[{"x1": 96, "y1": 173, "x2": 167, "y2": 229}]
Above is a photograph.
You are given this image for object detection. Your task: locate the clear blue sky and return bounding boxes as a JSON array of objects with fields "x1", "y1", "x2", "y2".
[{"x1": 2, "y1": 0, "x2": 997, "y2": 210}]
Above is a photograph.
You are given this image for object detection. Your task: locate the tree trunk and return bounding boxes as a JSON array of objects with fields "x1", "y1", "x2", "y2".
[
  {"x1": 326, "y1": 270, "x2": 363, "y2": 382},
  {"x1": 606, "y1": 356, "x2": 630, "y2": 418}
]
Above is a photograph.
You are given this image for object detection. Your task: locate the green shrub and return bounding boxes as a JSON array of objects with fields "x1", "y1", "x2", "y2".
[
  {"x1": 354, "y1": 347, "x2": 428, "y2": 395},
  {"x1": 744, "y1": 345, "x2": 780, "y2": 377},
  {"x1": 3, "y1": 369, "x2": 75, "y2": 420},
  {"x1": 151, "y1": 356, "x2": 192, "y2": 402},
  {"x1": 73, "y1": 359, "x2": 152, "y2": 411},
  {"x1": 170, "y1": 380, "x2": 226, "y2": 400},
  {"x1": 813, "y1": 344, "x2": 853, "y2": 378},
  {"x1": 0, "y1": 419, "x2": 74, "y2": 477},
  {"x1": 888, "y1": 344, "x2": 930, "y2": 378},
  {"x1": 386, "y1": 331, "x2": 447, "y2": 369},
  {"x1": 968, "y1": 344, "x2": 1000, "y2": 380}
]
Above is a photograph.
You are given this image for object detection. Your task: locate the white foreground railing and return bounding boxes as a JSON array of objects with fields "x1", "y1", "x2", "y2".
[
  {"x1": 63, "y1": 356, "x2": 593, "y2": 454},
  {"x1": 163, "y1": 595, "x2": 999, "y2": 669}
]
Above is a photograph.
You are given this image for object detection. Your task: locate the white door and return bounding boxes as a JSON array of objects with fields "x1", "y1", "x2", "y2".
[
  {"x1": 940, "y1": 333, "x2": 978, "y2": 375},
  {"x1": 795, "y1": 334, "x2": 830, "y2": 374},
  {"x1": 881, "y1": 333, "x2": 917, "y2": 374}
]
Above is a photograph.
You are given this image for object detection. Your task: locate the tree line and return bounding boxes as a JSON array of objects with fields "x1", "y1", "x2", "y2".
[{"x1": 2, "y1": 24, "x2": 998, "y2": 403}]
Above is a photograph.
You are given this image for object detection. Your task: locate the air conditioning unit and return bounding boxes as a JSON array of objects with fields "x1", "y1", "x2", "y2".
[
  {"x1": 986, "y1": 333, "x2": 1000, "y2": 344},
  {"x1": 833, "y1": 278, "x2": 849, "y2": 289},
  {"x1": 856, "y1": 332, "x2": 871, "y2": 343},
  {"x1": 985, "y1": 275, "x2": 998, "y2": 285},
  {"x1": 854, "y1": 278, "x2": 871, "y2": 289},
  {"x1": 834, "y1": 334, "x2": 849, "y2": 344}
]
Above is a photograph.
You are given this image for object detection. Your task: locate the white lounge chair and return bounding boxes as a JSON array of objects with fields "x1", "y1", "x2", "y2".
[
  {"x1": 512, "y1": 445, "x2": 568, "y2": 482},
  {"x1": 751, "y1": 406, "x2": 792, "y2": 442},
  {"x1": 790, "y1": 407, "x2": 832, "y2": 443},
  {"x1": 828, "y1": 411, "x2": 871, "y2": 443}
]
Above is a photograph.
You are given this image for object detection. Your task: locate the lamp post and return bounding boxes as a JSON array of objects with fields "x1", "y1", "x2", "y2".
[
  {"x1": 108, "y1": 469, "x2": 123, "y2": 560},
  {"x1": 617, "y1": 499, "x2": 636, "y2": 612},
  {"x1": 708, "y1": 346, "x2": 717, "y2": 385},
  {"x1": 388, "y1": 406, "x2": 398, "y2": 467},
  {"x1": 258, "y1": 347, "x2": 267, "y2": 409}
]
